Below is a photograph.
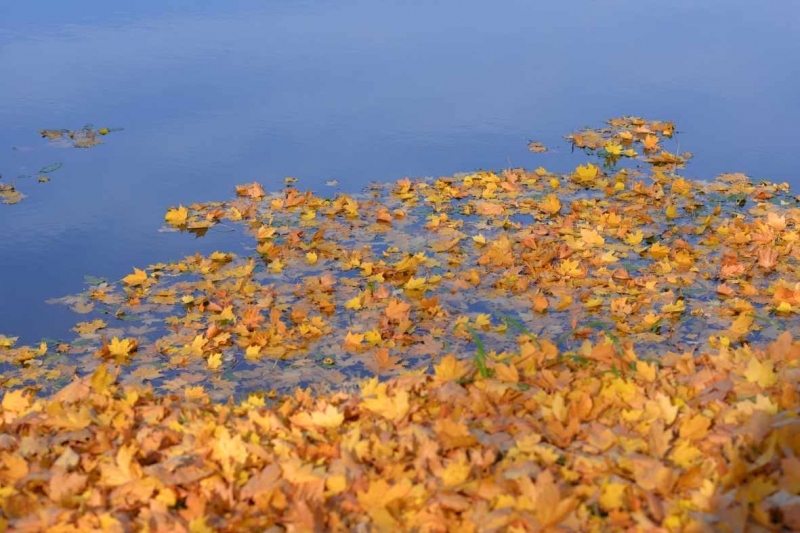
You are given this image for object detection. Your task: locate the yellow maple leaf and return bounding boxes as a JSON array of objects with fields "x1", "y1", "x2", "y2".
[
  {"x1": 662, "y1": 299, "x2": 685, "y2": 314},
  {"x1": 99, "y1": 444, "x2": 139, "y2": 487},
  {"x1": 600, "y1": 251, "x2": 618, "y2": 263},
  {"x1": 1, "y1": 389, "x2": 30, "y2": 413},
  {"x1": 604, "y1": 142, "x2": 623, "y2": 156},
  {"x1": 73, "y1": 319, "x2": 107, "y2": 335},
  {"x1": 360, "y1": 378, "x2": 410, "y2": 422},
  {"x1": 305, "y1": 251, "x2": 318, "y2": 264},
  {"x1": 364, "y1": 329, "x2": 383, "y2": 346},
  {"x1": 625, "y1": 230, "x2": 644, "y2": 246},
  {"x1": 214, "y1": 305, "x2": 236, "y2": 322},
  {"x1": 310, "y1": 404, "x2": 345, "y2": 428},
  {"x1": 574, "y1": 163, "x2": 599, "y2": 182},
  {"x1": 212, "y1": 426, "x2": 248, "y2": 464},
  {"x1": 404, "y1": 276, "x2": 427, "y2": 291},
  {"x1": 642, "y1": 134, "x2": 660, "y2": 151},
  {"x1": 207, "y1": 352, "x2": 222, "y2": 370},
  {"x1": 665, "y1": 205, "x2": 679, "y2": 219},
  {"x1": 122, "y1": 268, "x2": 148, "y2": 286},
  {"x1": 539, "y1": 194, "x2": 561, "y2": 215},
  {"x1": 649, "y1": 242, "x2": 670, "y2": 259},
  {"x1": 343, "y1": 331, "x2": 365, "y2": 351},
  {"x1": 440, "y1": 457, "x2": 471, "y2": 487},
  {"x1": 0, "y1": 335, "x2": 17, "y2": 348},
  {"x1": 326, "y1": 475, "x2": 348, "y2": 495},
  {"x1": 90, "y1": 364, "x2": 115, "y2": 393},
  {"x1": 165, "y1": 205, "x2": 188, "y2": 226},
  {"x1": 679, "y1": 413, "x2": 711, "y2": 441},
  {"x1": 434, "y1": 355, "x2": 470, "y2": 382},
  {"x1": 473, "y1": 314, "x2": 491, "y2": 329},
  {"x1": 580, "y1": 228, "x2": 605, "y2": 247},
  {"x1": 558, "y1": 259, "x2": 583, "y2": 277},
  {"x1": 344, "y1": 295, "x2": 362, "y2": 311},
  {"x1": 108, "y1": 337, "x2": 134, "y2": 358},
  {"x1": 184, "y1": 386, "x2": 206, "y2": 401},
  {"x1": 744, "y1": 358, "x2": 777, "y2": 388},
  {"x1": 599, "y1": 481, "x2": 627, "y2": 511},
  {"x1": 244, "y1": 345, "x2": 261, "y2": 361},
  {"x1": 635, "y1": 360, "x2": 657, "y2": 382}
]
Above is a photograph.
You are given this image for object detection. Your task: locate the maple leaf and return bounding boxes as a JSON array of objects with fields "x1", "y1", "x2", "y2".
[
  {"x1": 519, "y1": 469, "x2": 578, "y2": 527},
  {"x1": 2, "y1": 389, "x2": 30, "y2": 415},
  {"x1": 625, "y1": 230, "x2": 644, "y2": 245},
  {"x1": 291, "y1": 404, "x2": 344, "y2": 429},
  {"x1": 236, "y1": 182, "x2": 265, "y2": 198},
  {"x1": 527, "y1": 141, "x2": 547, "y2": 153},
  {"x1": 212, "y1": 426, "x2": 248, "y2": 467},
  {"x1": 573, "y1": 163, "x2": 599, "y2": 182},
  {"x1": 539, "y1": 194, "x2": 561, "y2": 215},
  {"x1": 385, "y1": 298, "x2": 411, "y2": 322},
  {"x1": 558, "y1": 259, "x2": 583, "y2": 278},
  {"x1": 360, "y1": 378, "x2": 410, "y2": 422},
  {"x1": 532, "y1": 293, "x2": 549, "y2": 313},
  {"x1": 758, "y1": 246, "x2": 778, "y2": 270},
  {"x1": 48, "y1": 472, "x2": 88, "y2": 503},
  {"x1": 207, "y1": 352, "x2": 222, "y2": 370},
  {"x1": 744, "y1": 357, "x2": 777, "y2": 388},
  {"x1": 366, "y1": 348, "x2": 405, "y2": 374},
  {"x1": 642, "y1": 134, "x2": 660, "y2": 152},
  {"x1": 344, "y1": 295, "x2": 363, "y2": 310},
  {"x1": 108, "y1": 337, "x2": 136, "y2": 358},
  {"x1": 604, "y1": 141, "x2": 623, "y2": 156},
  {"x1": 122, "y1": 267, "x2": 148, "y2": 286},
  {"x1": 440, "y1": 456, "x2": 471, "y2": 487},
  {"x1": 579, "y1": 228, "x2": 605, "y2": 247},
  {"x1": 99, "y1": 444, "x2": 139, "y2": 487},
  {"x1": 404, "y1": 276, "x2": 427, "y2": 291},
  {"x1": 475, "y1": 201, "x2": 505, "y2": 216},
  {"x1": 73, "y1": 319, "x2": 107, "y2": 335},
  {"x1": 433, "y1": 354, "x2": 471, "y2": 382},
  {"x1": 343, "y1": 331, "x2": 365, "y2": 351},
  {"x1": 665, "y1": 204, "x2": 680, "y2": 219},
  {"x1": 165, "y1": 205, "x2": 188, "y2": 226},
  {"x1": 599, "y1": 481, "x2": 627, "y2": 511},
  {"x1": 357, "y1": 478, "x2": 413, "y2": 530},
  {"x1": 649, "y1": 242, "x2": 670, "y2": 259}
]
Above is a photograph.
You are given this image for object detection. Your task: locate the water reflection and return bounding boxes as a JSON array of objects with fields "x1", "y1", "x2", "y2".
[{"x1": 1, "y1": 0, "x2": 799, "y2": 342}]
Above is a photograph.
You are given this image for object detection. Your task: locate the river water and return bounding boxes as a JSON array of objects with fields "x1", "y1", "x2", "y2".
[{"x1": 1, "y1": 0, "x2": 799, "y2": 343}]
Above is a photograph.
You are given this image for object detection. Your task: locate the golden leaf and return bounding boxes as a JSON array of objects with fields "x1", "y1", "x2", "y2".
[
  {"x1": 122, "y1": 268, "x2": 148, "y2": 286},
  {"x1": 165, "y1": 205, "x2": 188, "y2": 226}
]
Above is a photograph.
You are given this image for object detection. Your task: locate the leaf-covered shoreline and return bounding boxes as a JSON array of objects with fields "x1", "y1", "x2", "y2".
[{"x1": 1, "y1": 335, "x2": 799, "y2": 531}]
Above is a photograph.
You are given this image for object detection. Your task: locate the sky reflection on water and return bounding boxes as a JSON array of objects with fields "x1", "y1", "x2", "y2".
[{"x1": 1, "y1": 0, "x2": 799, "y2": 342}]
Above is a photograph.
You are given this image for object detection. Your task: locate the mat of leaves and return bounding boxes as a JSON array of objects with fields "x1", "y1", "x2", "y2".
[{"x1": 1, "y1": 117, "x2": 799, "y2": 530}]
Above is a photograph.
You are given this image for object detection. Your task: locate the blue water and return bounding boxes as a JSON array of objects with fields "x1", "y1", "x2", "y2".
[{"x1": 1, "y1": 0, "x2": 799, "y2": 343}]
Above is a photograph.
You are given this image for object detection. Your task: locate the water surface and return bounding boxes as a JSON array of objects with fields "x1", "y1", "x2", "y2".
[{"x1": 1, "y1": 0, "x2": 799, "y2": 342}]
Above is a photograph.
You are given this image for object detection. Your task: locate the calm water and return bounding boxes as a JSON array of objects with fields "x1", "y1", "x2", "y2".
[{"x1": 1, "y1": 0, "x2": 799, "y2": 343}]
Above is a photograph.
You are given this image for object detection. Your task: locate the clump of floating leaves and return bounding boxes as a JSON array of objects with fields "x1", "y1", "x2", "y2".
[
  {"x1": 1, "y1": 117, "x2": 800, "y2": 530},
  {"x1": 39, "y1": 125, "x2": 119, "y2": 149},
  {"x1": 1, "y1": 126, "x2": 120, "y2": 205}
]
